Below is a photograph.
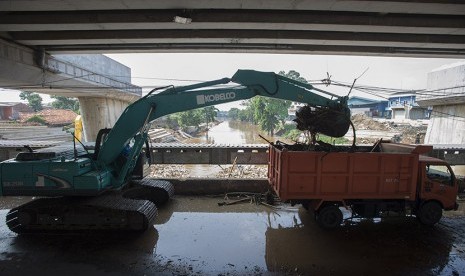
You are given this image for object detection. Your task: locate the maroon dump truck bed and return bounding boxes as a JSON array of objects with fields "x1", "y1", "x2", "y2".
[{"x1": 268, "y1": 143, "x2": 432, "y2": 202}]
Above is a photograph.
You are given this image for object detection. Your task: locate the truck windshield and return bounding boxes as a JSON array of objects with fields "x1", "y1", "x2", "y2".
[{"x1": 426, "y1": 165, "x2": 454, "y2": 186}]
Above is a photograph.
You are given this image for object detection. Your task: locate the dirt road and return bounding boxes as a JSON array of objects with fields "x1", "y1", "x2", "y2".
[{"x1": 0, "y1": 196, "x2": 464, "y2": 275}]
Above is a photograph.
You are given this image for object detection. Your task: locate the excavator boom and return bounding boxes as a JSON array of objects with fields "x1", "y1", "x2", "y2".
[{"x1": 0, "y1": 69, "x2": 350, "y2": 233}]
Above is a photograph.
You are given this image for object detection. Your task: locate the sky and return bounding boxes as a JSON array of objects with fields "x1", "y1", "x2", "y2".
[{"x1": 2, "y1": 53, "x2": 464, "y2": 111}]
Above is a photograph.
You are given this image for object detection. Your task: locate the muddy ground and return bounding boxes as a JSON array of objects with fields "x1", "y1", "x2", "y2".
[{"x1": 0, "y1": 196, "x2": 465, "y2": 275}]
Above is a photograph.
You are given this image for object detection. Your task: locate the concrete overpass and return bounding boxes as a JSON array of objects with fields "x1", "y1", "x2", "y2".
[
  {"x1": 0, "y1": 39, "x2": 141, "y2": 141},
  {"x1": 0, "y1": 0, "x2": 464, "y2": 57}
]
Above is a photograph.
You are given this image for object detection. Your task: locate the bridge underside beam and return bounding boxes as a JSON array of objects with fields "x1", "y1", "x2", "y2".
[{"x1": 1, "y1": 3, "x2": 465, "y2": 57}]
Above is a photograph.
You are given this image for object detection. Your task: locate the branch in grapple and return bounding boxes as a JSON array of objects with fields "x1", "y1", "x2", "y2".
[{"x1": 293, "y1": 105, "x2": 351, "y2": 138}]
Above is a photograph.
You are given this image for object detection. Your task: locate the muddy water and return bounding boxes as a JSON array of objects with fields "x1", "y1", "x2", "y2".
[
  {"x1": 185, "y1": 120, "x2": 278, "y2": 145},
  {"x1": 181, "y1": 120, "x2": 276, "y2": 178},
  {"x1": 2, "y1": 196, "x2": 465, "y2": 275}
]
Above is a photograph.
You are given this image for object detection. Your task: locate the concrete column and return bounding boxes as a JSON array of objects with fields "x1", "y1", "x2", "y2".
[
  {"x1": 424, "y1": 104, "x2": 465, "y2": 144},
  {"x1": 78, "y1": 97, "x2": 130, "y2": 142}
]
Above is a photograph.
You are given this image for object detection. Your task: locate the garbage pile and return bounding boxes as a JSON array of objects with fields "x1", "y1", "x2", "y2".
[
  {"x1": 215, "y1": 165, "x2": 268, "y2": 178},
  {"x1": 149, "y1": 164, "x2": 268, "y2": 179},
  {"x1": 351, "y1": 114, "x2": 427, "y2": 144},
  {"x1": 150, "y1": 164, "x2": 189, "y2": 178},
  {"x1": 294, "y1": 104, "x2": 351, "y2": 140},
  {"x1": 351, "y1": 113, "x2": 390, "y2": 131}
]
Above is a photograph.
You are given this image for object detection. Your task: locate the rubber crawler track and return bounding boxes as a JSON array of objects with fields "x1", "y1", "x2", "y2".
[{"x1": 6, "y1": 194, "x2": 157, "y2": 234}]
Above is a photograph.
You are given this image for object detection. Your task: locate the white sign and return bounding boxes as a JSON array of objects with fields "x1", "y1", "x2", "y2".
[{"x1": 196, "y1": 92, "x2": 236, "y2": 105}]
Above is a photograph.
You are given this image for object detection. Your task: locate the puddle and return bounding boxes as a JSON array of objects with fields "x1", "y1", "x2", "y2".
[{"x1": 0, "y1": 196, "x2": 465, "y2": 275}]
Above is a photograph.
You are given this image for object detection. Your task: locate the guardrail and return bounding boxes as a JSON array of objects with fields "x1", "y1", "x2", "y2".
[
  {"x1": 150, "y1": 143, "x2": 269, "y2": 165},
  {"x1": 0, "y1": 142, "x2": 464, "y2": 165},
  {"x1": 149, "y1": 143, "x2": 465, "y2": 165}
]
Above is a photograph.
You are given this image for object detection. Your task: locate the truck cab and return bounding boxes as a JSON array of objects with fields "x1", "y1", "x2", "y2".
[{"x1": 418, "y1": 156, "x2": 458, "y2": 211}]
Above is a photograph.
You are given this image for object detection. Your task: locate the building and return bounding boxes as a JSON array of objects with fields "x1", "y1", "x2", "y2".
[
  {"x1": 387, "y1": 92, "x2": 430, "y2": 120},
  {"x1": 347, "y1": 96, "x2": 388, "y2": 118},
  {"x1": 0, "y1": 102, "x2": 32, "y2": 120}
]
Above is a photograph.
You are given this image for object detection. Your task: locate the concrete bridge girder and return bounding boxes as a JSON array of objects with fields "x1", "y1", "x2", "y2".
[
  {"x1": 0, "y1": 39, "x2": 141, "y2": 140},
  {"x1": 419, "y1": 63, "x2": 465, "y2": 144},
  {"x1": 79, "y1": 97, "x2": 131, "y2": 142},
  {"x1": 425, "y1": 104, "x2": 465, "y2": 144}
]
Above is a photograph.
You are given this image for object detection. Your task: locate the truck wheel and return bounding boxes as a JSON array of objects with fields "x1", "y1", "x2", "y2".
[
  {"x1": 316, "y1": 205, "x2": 343, "y2": 229},
  {"x1": 418, "y1": 201, "x2": 442, "y2": 226}
]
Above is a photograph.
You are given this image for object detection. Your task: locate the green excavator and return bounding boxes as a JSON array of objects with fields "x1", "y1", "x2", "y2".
[{"x1": 0, "y1": 70, "x2": 351, "y2": 233}]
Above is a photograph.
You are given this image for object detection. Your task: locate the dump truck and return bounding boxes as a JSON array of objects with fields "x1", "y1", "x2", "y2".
[{"x1": 268, "y1": 141, "x2": 459, "y2": 229}]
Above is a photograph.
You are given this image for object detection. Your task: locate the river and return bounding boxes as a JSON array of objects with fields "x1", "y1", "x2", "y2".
[
  {"x1": 185, "y1": 119, "x2": 286, "y2": 145},
  {"x1": 175, "y1": 120, "x2": 279, "y2": 178}
]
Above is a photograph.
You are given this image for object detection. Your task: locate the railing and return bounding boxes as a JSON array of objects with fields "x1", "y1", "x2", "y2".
[
  {"x1": 148, "y1": 143, "x2": 465, "y2": 166},
  {"x1": 0, "y1": 142, "x2": 464, "y2": 165},
  {"x1": 150, "y1": 143, "x2": 269, "y2": 165}
]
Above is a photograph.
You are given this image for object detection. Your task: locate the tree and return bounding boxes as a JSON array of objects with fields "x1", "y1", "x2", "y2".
[
  {"x1": 51, "y1": 96, "x2": 80, "y2": 113},
  {"x1": 228, "y1": 108, "x2": 240, "y2": 120},
  {"x1": 238, "y1": 107, "x2": 254, "y2": 122},
  {"x1": 203, "y1": 106, "x2": 218, "y2": 124},
  {"x1": 19, "y1": 91, "x2": 43, "y2": 111},
  {"x1": 250, "y1": 97, "x2": 291, "y2": 135},
  {"x1": 230, "y1": 70, "x2": 307, "y2": 135},
  {"x1": 172, "y1": 109, "x2": 204, "y2": 129},
  {"x1": 278, "y1": 70, "x2": 308, "y2": 84}
]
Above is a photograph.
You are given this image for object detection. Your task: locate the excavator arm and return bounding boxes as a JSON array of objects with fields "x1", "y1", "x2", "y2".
[
  {"x1": 96, "y1": 70, "x2": 350, "y2": 187},
  {"x1": 0, "y1": 69, "x2": 351, "y2": 233}
]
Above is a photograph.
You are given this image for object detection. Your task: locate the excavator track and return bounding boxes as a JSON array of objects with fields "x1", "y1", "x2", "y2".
[
  {"x1": 124, "y1": 179, "x2": 175, "y2": 206},
  {"x1": 5, "y1": 194, "x2": 157, "y2": 234}
]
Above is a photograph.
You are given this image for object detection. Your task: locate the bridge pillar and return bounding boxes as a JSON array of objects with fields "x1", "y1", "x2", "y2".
[
  {"x1": 417, "y1": 63, "x2": 465, "y2": 144},
  {"x1": 78, "y1": 97, "x2": 130, "y2": 142},
  {"x1": 424, "y1": 104, "x2": 465, "y2": 144}
]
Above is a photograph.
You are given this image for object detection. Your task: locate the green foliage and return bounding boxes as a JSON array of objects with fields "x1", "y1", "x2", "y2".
[
  {"x1": 282, "y1": 127, "x2": 349, "y2": 145},
  {"x1": 229, "y1": 70, "x2": 313, "y2": 136},
  {"x1": 204, "y1": 106, "x2": 218, "y2": 123},
  {"x1": 278, "y1": 70, "x2": 308, "y2": 84},
  {"x1": 238, "y1": 106, "x2": 254, "y2": 122},
  {"x1": 250, "y1": 97, "x2": 291, "y2": 135},
  {"x1": 318, "y1": 135, "x2": 349, "y2": 145},
  {"x1": 171, "y1": 106, "x2": 217, "y2": 130},
  {"x1": 228, "y1": 108, "x2": 240, "y2": 120},
  {"x1": 25, "y1": 115, "x2": 46, "y2": 125},
  {"x1": 51, "y1": 96, "x2": 80, "y2": 113},
  {"x1": 283, "y1": 129, "x2": 302, "y2": 141},
  {"x1": 19, "y1": 91, "x2": 43, "y2": 111}
]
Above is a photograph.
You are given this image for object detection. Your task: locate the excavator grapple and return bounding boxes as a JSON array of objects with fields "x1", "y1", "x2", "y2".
[{"x1": 294, "y1": 104, "x2": 351, "y2": 138}]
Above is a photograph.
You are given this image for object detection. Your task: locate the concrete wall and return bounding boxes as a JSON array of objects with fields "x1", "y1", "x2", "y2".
[
  {"x1": 425, "y1": 104, "x2": 465, "y2": 144},
  {"x1": 54, "y1": 54, "x2": 131, "y2": 83},
  {"x1": 427, "y1": 63, "x2": 465, "y2": 92},
  {"x1": 78, "y1": 97, "x2": 130, "y2": 141},
  {"x1": 424, "y1": 63, "x2": 465, "y2": 144}
]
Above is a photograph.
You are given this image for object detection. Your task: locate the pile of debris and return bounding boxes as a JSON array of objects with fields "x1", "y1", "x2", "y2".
[
  {"x1": 351, "y1": 114, "x2": 426, "y2": 144},
  {"x1": 351, "y1": 113, "x2": 391, "y2": 131},
  {"x1": 215, "y1": 165, "x2": 268, "y2": 178},
  {"x1": 149, "y1": 164, "x2": 189, "y2": 178},
  {"x1": 149, "y1": 164, "x2": 268, "y2": 179},
  {"x1": 20, "y1": 109, "x2": 77, "y2": 126}
]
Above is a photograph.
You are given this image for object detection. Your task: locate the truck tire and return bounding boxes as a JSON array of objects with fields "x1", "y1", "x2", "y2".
[
  {"x1": 418, "y1": 201, "x2": 442, "y2": 226},
  {"x1": 316, "y1": 205, "x2": 343, "y2": 229}
]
